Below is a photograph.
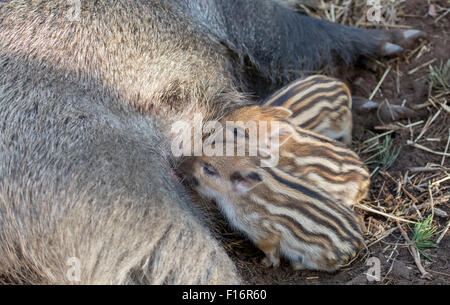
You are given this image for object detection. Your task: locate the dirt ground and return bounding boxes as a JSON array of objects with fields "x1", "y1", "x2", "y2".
[{"x1": 190, "y1": 0, "x2": 449, "y2": 285}]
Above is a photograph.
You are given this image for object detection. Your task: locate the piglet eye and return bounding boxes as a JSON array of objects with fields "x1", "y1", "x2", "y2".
[
  {"x1": 202, "y1": 163, "x2": 217, "y2": 176},
  {"x1": 248, "y1": 172, "x2": 262, "y2": 182}
]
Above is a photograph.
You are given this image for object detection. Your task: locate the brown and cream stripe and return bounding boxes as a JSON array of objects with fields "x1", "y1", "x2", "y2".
[
  {"x1": 262, "y1": 75, "x2": 353, "y2": 143},
  {"x1": 274, "y1": 125, "x2": 370, "y2": 206},
  {"x1": 243, "y1": 165, "x2": 364, "y2": 267}
]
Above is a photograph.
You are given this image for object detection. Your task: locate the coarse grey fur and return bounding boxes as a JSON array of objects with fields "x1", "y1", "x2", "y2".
[
  {"x1": 0, "y1": 0, "x2": 418, "y2": 284},
  {"x1": 0, "y1": 0, "x2": 242, "y2": 284}
]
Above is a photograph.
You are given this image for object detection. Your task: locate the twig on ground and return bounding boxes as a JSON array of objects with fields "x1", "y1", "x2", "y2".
[
  {"x1": 408, "y1": 58, "x2": 437, "y2": 75},
  {"x1": 442, "y1": 129, "x2": 450, "y2": 165},
  {"x1": 355, "y1": 204, "x2": 416, "y2": 224},
  {"x1": 436, "y1": 221, "x2": 450, "y2": 245},
  {"x1": 408, "y1": 166, "x2": 448, "y2": 172},
  {"x1": 369, "y1": 67, "x2": 391, "y2": 100},
  {"x1": 396, "y1": 222, "x2": 433, "y2": 280},
  {"x1": 366, "y1": 227, "x2": 399, "y2": 248},
  {"x1": 407, "y1": 140, "x2": 450, "y2": 157}
]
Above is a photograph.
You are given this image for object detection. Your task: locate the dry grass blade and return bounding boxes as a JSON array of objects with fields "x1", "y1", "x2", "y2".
[
  {"x1": 407, "y1": 140, "x2": 450, "y2": 157},
  {"x1": 369, "y1": 67, "x2": 391, "y2": 100},
  {"x1": 436, "y1": 221, "x2": 450, "y2": 244},
  {"x1": 397, "y1": 222, "x2": 433, "y2": 280},
  {"x1": 442, "y1": 129, "x2": 450, "y2": 165},
  {"x1": 408, "y1": 58, "x2": 437, "y2": 75},
  {"x1": 355, "y1": 204, "x2": 416, "y2": 224}
]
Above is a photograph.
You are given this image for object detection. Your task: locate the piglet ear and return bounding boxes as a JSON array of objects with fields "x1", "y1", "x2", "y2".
[
  {"x1": 264, "y1": 106, "x2": 293, "y2": 119},
  {"x1": 231, "y1": 171, "x2": 263, "y2": 194},
  {"x1": 269, "y1": 122, "x2": 294, "y2": 139}
]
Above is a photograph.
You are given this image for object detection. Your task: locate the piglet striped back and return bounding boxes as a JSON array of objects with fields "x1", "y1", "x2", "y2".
[
  {"x1": 262, "y1": 75, "x2": 353, "y2": 144},
  {"x1": 275, "y1": 124, "x2": 370, "y2": 207}
]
